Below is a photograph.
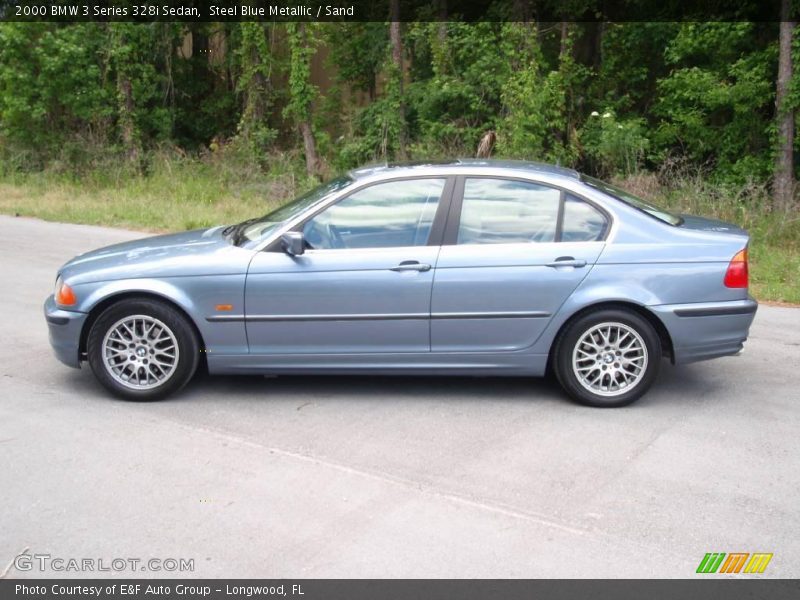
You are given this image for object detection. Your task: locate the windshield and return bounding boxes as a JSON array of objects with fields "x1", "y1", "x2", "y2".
[
  {"x1": 582, "y1": 175, "x2": 682, "y2": 226},
  {"x1": 231, "y1": 176, "x2": 353, "y2": 244}
]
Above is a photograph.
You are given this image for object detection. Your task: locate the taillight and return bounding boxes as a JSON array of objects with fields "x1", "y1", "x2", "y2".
[{"x1": 724, "y1": 249, "x2": 749, "y2": 288}]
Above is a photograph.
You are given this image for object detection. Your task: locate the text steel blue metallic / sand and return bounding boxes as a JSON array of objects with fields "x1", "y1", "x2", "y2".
[{"x1": 44, "y1": 160, "x2": 757, "y2": 406}]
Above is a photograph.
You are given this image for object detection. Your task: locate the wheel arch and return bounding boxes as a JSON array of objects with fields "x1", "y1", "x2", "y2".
[
  {"x1": 548, "y1": 300, "x2": 674, "y2": 365},
  {"x1": 78, "y1": 291, "x2": 207, "y2": 363}
]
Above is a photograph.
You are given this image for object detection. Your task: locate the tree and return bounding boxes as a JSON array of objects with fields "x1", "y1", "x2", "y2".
[
  {"x1": 285, "y1": 22, "x2": 321, "y2": 178},
  {"x1": 497, "y1": 22, "x2": 581, "y2": 165},
  {"x1": 235, "y1": 22, "x2": 274, "y2": 153},
  {"x1": 652, "y1": 22, "x2": 775, "y2": 183},
  {"x1": 388, "y1": 0, "x2": 406, "y2": 158},
  {"x1": 109, "y1": 24, "x2": 143, "y2": 168},
  {"x1": 774, "y1": 0, "x2": 796, "y2": 211},
  {"x1": 0, "y1": 23, "x2": 112, "y2": 161},
  {"x1": 325, "y1": 23, "x2": 387, "y2": 102}
]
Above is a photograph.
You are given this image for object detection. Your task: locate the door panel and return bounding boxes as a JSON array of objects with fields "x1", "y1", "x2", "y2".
[
  {"x1": 245, "y1": 247, "x2": 439, "y2": 354},
  {"x1": 431, "y1": 242, "x2": 603, "y2": 351}
]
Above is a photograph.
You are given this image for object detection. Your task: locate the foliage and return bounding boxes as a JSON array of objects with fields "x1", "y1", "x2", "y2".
[
  {"x1": 0, "y1": 23, "x2": 112, "y2": 164},
  {"x1": 581, "y1": 111, "x2": 650, "y2": 177},
  {"x1": 0, "y1": 20, "x2": 797, "y2": 191},
  {"x1": 405, "y1": 22, "x2": 510, "y2": 158},
  {"x1": 652, "y1": 22, "x2": 777, "y2": 183},
  {"x1": 496, "y1": 23, "x2": 583, "y2": 165},
  {"x1": 284, "y1": 23, "x2": 317, "y2": 126},
  {"x1": 323, "y1": 22, "x2": 387, "y2": 100},
  {"x1": 232, "y1": 22, "x2": 276, "y2": 157}
]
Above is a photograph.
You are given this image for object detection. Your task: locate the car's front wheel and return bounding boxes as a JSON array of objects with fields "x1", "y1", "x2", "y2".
[
  {"x1": 553, "y1": 308, "x2": 661, "y2": 407},
  {"x1": 87, "y1": 298, "x2": 200, "y2": 401}
]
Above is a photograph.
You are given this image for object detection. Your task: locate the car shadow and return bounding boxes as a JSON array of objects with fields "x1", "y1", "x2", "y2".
[
  {"x1": 60, "y1": 359, "x2": 718, "y2": 409},
  {"x1": 180, "y1": 370, "x2": 569, "y2": 406}
]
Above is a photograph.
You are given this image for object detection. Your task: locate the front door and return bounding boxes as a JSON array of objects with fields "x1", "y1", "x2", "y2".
[{"x1": 245, "y1": 178, "x2": 450, "y2": 354}]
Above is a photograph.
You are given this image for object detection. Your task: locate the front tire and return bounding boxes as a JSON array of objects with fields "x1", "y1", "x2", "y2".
[
  {"x1": 553, "y1": 308, "x2": 661, "y2": 408},
  {"x1": 87, "y1": 298, "x2": 200, "y2": 401}
]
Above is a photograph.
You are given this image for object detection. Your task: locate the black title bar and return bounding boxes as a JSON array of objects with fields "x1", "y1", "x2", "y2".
[
  {"x1": 3, "y1": 580, "x2": 800, "y2": 600},
  {"x1": 0, "y1": 0, "x2": 797, "y2": 22}
]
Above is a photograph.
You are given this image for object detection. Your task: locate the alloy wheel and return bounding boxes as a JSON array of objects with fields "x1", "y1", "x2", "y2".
[
  {"x1": 101, "y1": 314, "x2": 180, "y2": 390},
  {"x1": 571, "y1": 321, "x2": 649, "y2": 397}
]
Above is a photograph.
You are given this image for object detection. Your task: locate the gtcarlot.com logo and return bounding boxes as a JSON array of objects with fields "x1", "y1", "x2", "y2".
[
  {"x1": 696, "y1": 552, "x2": 773, "y2": 574},
  {"x1": 13, "y1": 552, "x2": 194, "y2": 573}
]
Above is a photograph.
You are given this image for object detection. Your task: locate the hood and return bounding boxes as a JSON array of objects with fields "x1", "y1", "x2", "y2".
[
  {"x1": 60, "y1": 226, "x2": 252, "y2": 285},
  {"x1": 64, "y1": 227, "x2": 224, "y2": 268},
  {"x1": 678, "y1": 214, "x2": 747, "y2": 236}
]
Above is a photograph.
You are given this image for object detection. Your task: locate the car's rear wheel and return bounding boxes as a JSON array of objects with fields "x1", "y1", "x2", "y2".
[
  {"x1": 553, "y1": 308, "x2": 661, "y2": 407},
  {"x1": 87, "y1": 298, "x2": 200, "y2": 401}
]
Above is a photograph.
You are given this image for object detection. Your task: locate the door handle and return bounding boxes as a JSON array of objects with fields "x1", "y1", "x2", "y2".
[
  {"x1": 546, "y1": 256, "x2": 587, "y2": 268},
  {"x1": 390, "y1": 260, "x2": 431, "y2": 272}
]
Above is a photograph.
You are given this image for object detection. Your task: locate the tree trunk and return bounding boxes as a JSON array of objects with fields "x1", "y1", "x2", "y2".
[
  {"x1": 437, "y1": 0, "x2": 447, "y2": 48},
  {"x1": 774, "y1": 2, "x2": 796, "y2": 211},
  {"x1": 558, "y1": 22, "x2": 574, "y2": 152},
  {"x1": 110, "y1": 23, "x2": 141, "y2": 168},
  {"x1": 594, "y1": 22, "x2": 605, "y2": 72},
  {"x1": 389, "y1": 0, "x2": 406, "y2": 158},
  {"x1": 116, "y1": 71, "x2": 140, "y2": 166},
  {"x1": 237, "y1": 23, "x2": 271, "y2": 142},
  {"x1": 513, "y1": 0, "x2": 530, "y2": 22},
  {"x1": 287, "y1": 23, "x2": 321, "y2": 178},
  {"x1": 559, "y1": 21, "x2": 571, "y2": 62},
  {"x1": 244, "y1": 42, "x2": 267, "y2": 125},
  {"x1": 390, "y1": 19, "x2": 401, "y2": 69},
  {"x1": 299, "y1": 120, "x2": 320, "y2": 178},
  {"x1": 297, "y1": 23, "x2": 320, "y2": 178}
]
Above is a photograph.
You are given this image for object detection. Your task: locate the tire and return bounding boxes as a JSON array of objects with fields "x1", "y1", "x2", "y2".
[
  {"x1": 87, "y1": 298, "x2": 200, "y2": 401},
  {"x1": 553, "y1": 308, "x2": 661, "y2": 408}
]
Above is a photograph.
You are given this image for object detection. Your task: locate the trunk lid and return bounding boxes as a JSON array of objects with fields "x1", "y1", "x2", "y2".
[{"x1": 678, "y1": 214, "x2": 747, "y2": 237}]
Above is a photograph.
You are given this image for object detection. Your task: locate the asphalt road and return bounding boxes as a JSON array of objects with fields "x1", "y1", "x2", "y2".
[{"x1": 1, "y1": 214, "x2": 798, "y2": 579}]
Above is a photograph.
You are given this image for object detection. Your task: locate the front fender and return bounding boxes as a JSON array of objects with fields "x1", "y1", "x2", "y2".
[
  {"x1": 74, "y1": 277, "x2": 195, "y2": 314},
  {"x1": 72, "y1": 275, "x2": 248, "y2": 356}
]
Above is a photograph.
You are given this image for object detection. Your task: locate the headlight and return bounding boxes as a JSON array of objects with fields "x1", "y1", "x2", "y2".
[{"x1": 54, "y1": 276, "x2": 77, "y2": 307}]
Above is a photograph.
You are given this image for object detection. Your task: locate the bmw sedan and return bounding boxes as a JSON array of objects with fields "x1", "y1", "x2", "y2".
[{"x1": 44, "y1": 160, "x2": 757, "y2": 407}]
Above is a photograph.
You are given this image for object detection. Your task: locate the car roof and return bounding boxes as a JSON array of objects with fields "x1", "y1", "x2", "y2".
[{"x1": 348, "y1": 159, "x2": 581, "y2": 181}]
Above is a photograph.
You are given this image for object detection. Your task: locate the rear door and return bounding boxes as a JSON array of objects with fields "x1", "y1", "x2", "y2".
[{"x1": 431, "y1": 177, "x2": 608, "y2": 352}]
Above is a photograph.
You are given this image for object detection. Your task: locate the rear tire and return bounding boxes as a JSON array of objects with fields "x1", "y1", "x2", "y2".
[
  {"x1": 553, "y1": 308, "x2": 661, "y2": 408},
  {"x1": 87, "y1": 298, "x2": 200, "y2": 401}
]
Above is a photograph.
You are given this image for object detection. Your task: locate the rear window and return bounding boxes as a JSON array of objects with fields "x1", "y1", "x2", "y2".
[
  {"x1": 562, "y1": 194, "x2": 608, "y2": 242},
  {"x1": 582, "y1": 175, "x2": 682, "y2": 226}
]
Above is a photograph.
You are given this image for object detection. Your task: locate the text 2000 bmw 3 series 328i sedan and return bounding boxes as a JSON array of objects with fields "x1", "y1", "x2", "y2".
[{"x1": 44, "y1": 160, "x2": 757, "y2": 407}]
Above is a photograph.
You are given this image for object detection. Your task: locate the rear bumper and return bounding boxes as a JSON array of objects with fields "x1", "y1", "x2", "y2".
[
  {"x1": 44, "y1": 295, "x2": 87, "y2": 369},
  {"x1": 651, "y1": 298, "x2": 757, "y2": 365}
]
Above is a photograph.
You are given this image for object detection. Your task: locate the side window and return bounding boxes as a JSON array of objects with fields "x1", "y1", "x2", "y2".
[
  {"x1": 561, "y1": 194, "x2": 608, "y2": 242},
  {"x1": 303, "y1": 178, "x2": 445, "y2": 250},
  {"x1": 457, "y1": 178, "x2": 561, "y2": 244}
]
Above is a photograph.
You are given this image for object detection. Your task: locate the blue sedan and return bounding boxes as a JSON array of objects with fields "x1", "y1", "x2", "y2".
[{"x1": 44, "y1": 160, "x2": 757, "y2": 407}]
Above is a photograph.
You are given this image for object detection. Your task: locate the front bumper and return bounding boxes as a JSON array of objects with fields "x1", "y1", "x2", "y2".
[
  {"x1": 651, "y1": 297, "x2": 758, "y2": 365},
  {"x1": 44, "y1": 295, "x2": 87, "y2": 368}
]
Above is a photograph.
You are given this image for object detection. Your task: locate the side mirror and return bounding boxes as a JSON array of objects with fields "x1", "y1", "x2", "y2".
[{"x1": 281, "y1": 231, "x2": 305, "y2": 256}]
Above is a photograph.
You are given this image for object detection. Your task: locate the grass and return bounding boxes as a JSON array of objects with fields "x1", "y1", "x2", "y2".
[
  {"x1": 0, "y1": 155, "x2": 798, "y2": 304},
  {"x1": 0, "y1": 150, "x2": 316, "y2": 233}
]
